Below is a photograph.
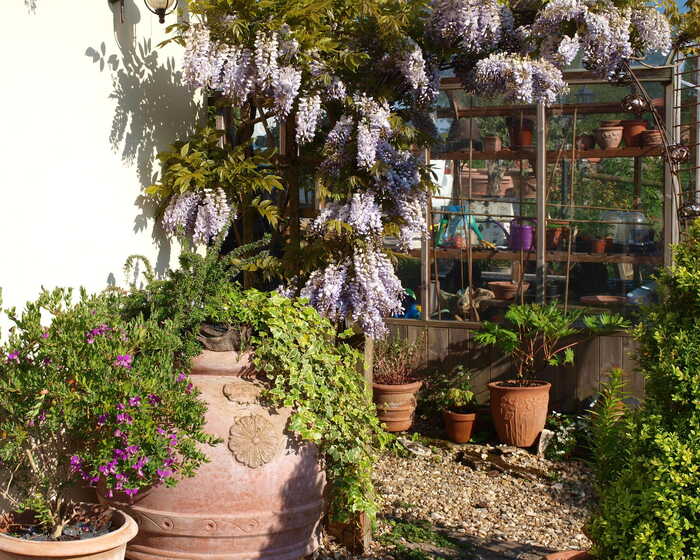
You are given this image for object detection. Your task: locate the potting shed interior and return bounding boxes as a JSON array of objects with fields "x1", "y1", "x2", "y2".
[{"x1": 386, "y1": 54, "x2": 699, "y2": 408}]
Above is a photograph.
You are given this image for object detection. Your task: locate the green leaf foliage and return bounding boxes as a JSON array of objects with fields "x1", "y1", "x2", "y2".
[
  {"x1": 588, "y1": 221, "x2": 700, "y2": 559},
  {"x1": 473, "y1": 303, "x2": 629, "y2": 380},
  {"x1": 0, "y1": 289, "x2": 216, "y2": 538},
  {"x1": 123, "y1": 246, "x2": 389, "y2": 522}
]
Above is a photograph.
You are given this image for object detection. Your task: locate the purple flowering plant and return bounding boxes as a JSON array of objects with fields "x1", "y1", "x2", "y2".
[{"x1": 0, "y1": 288, "x2": 216, "y2": 539}]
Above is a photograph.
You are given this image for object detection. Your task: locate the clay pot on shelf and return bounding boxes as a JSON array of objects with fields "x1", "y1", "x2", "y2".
[
  {"x1": 488, "y1": 381, "x2": 551, "y2": 447},
  {"x1": 595, "y1": 126, "x2": 624, "y2": 149},
  {"x1": 482, "y1": 135, "x2": 502, "y2": 152},
  {"x1": 487, "y1": 281, "x2": 531, "y2": 300},
  {"x1": 103, "y1": 349, "x2": 325, "y2": 560},
  {"x1": 373, "y1": 381, "x2": 422, "y2": 432},
  {"x1": 0, "y1": 509, "x2": 137, "y2": 560},
  {"x1": 622, "y1": 119, "x2": 648, "y2": 147},
  {"x1": 443, "y1": 409, "x2": 477, "y2": 443},
  {"x1": 546, "y1": 225, "x2": 566, "y2": 250},
  {"x1": 575, "y1": 134, "x2": 595, "y2": 150},
  {"x1": 641, "y1": 129, "x2": 663, "y2": 147},
  {"x1": 507, "y1": 118, "x2": 535, "y2": 149},
  {"x1": 590, "y1": 238, "x2": 607, "y2": 253}
]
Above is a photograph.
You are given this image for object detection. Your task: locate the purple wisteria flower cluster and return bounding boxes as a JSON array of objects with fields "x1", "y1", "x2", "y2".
[
  {"x1": 310, "y1": 192, "x2": 384, "y2": 238},
  {"x1": 469, "y1": 53, "x2": 568, "y2": 105},
  {"x1": 396, "y1": 39, "x2": 441, "y2": 108},
  {"x1": 431, "y1": 0, "x2": 672, "y2": 102},
  {"x1": 301, "y1": 244, "x2": 404, "y2": 338},
  {"x1": 427, "y1": 0, "x2": 511, "y2": 54},
  {"x1": 162, "y1": 187, "x2": 231, "y2": 245}
]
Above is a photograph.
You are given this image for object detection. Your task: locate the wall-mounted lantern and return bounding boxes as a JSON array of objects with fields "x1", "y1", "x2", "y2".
[
  {"x1": 109, "y1": 0, "x2": 178, "y2": 24},
  {"x1": 144, "y1": 0, "x2": 179, "y2": 24}
]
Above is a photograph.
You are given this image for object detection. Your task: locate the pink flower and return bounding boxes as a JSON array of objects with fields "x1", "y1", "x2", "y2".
[
  {"x1": 6, "y1": 351, "x2": 19, "y2": 363},
  {"x1": 114, "y1": 355, "x2": 133, "y2": 369}
]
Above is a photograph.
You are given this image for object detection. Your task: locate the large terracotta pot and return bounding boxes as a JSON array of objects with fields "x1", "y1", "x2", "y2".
[
  {"x1": 443, "y1": 410, "x2": 477, "y2": 443},
  {"x1": 488, "y1": 381, "x2": 551, "y2": 447},
  {"x1": 103, "y1": 350, "x2": 325, "y2": 560},
  {"x1": 0, "y1": 509, "x2": 137, "y2": 560},
  {"x1": 373, "y1": 381, "x2": 422, "y2": 432}
]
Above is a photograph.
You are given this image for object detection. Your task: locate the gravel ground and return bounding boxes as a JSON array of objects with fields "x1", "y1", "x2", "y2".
[{"x1": 316, "y1": 438, "x2": 594, "y2": 560}]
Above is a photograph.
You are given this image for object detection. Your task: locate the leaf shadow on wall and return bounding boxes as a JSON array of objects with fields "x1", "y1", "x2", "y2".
[
  {"x1": 86, "y1": 0, "x2": 199, "y2": 276},
  {"x1": 25, "y1": 0, "x2": 38, "y2": 14}
]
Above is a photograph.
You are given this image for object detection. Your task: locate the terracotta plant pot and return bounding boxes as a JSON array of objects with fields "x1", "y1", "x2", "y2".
[
  {"x1": 641, "y1": 129, "x2": 663, "y2": 147},
  {"x1": 622, "y1": 119, "x2": 648, "y2": 147},
  {"x1": 482, "y1": 135, "x2": 502, "y2": 152},
  {"x1": 0, "y1": 509, "x2": 137, "y2": 560},
  {"x1": 544, "y1": 551, "x2": 591, "y2": 560},
  {"x1": 488, "y1": 381, "x2": 551, "y2": 447},
  {"x1": 103, "y1": 350, "x2": 325, "y2": 560},
  {"x1": 487, "y1": 281, "x2": 531, "y2": 300},
  {"x1": 575, "y1": 134, "x2": 595, "y2": 150},
  {"x1": 508, "y1": 120, "x2": 534, "y2": 149},
  {"x1": 595, "y1": 126, "x2": 623, "y2": 149},
  {"x1": 546, "y1": 227, "x2": 564, "y2": 250},
  {"x1": 373, "y1": 381, "x2": 422, "y2": 432},
  {"x1": 590, "y1": 238, "x2": 606, "y2": 253},
  {"x1": 443, "y1": 409, "x2": 477, "y2": 443}
]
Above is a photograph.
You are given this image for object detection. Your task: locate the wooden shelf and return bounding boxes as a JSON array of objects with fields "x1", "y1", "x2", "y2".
[
  {"x1": 413, "y1": 247, "x2": 663, "y2": 265},
  {"x1": 433, "y1": 146, "x2": 664, "y2": 162},
  {"x1": 435, "y1": 98, "x2": 664, "y2": 119}
]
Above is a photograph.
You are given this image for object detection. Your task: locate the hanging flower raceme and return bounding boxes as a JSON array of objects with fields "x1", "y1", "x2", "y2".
[
  {"x1": 581, "y1": 7, "x2": 633, "y2": 79},
  {"x1": 310, "y1": 192, "x2": 384, "y2": 238},
  {"x1": 296, "y1": 95, "x2": 323, "y2": 145},
  {"x1": 162, "y1": 188, "x2": 232, "y2": 245},
  {"x1": 630, "y1": 6, "x2": 672, "y2": 55},
  {"x1": 371, "y1": 142, "x2": 428, "y2": 249},
  {"x1": 427, "y1": 0, "x2": 510, "y2": 55},
  {"x1": 320, "y1": 115, "x2": 355, "y2": 177},
  {"x1": 466, "y1": 53, "x2": 568, "y2": 105},
  {"x1": 301, "y1": 244, "x2": 404, "y2": 339},
  {"x1": 396, "y1": 40, "x2": 440, "y2": 108},
  {"x1": 354, "y1": 94, "x2": 392, "y2": 170}
]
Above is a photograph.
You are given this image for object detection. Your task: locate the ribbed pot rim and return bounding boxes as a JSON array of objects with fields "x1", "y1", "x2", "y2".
[
  {"x1": 443, "y1": 409, "x2": 477, "y2": 420},
  {"x1": 0, "y1": 509, "x2": 137, "y2": 557},
  {"x1": 488, "y1": 380, "x2": 551, "y2": 391},
  {"x1": 373, "y1": 380, "x2": 423, "y2": 392}
]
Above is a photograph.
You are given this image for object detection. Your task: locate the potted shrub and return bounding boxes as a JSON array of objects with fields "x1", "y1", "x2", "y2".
[
  {"x1": 473, "y1": 304, "x2": 628, "y2": 447},
  {"x1": 372, "y1": 336, "x2": 424, "y2": 432},
  {"x1": 0, "y1": 288, "x2": 215, "y2": 560},
  {"x1": 576, "y1": 211, "x2": 612, "y2": 253},
  {"x1": 432, "y1": 368, "x2": 478, "y2": 443}
]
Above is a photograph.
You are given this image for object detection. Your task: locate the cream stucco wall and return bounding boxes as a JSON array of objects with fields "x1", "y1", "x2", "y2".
[{"x1": 0, "y1": 1, "x2": 199, "y2": 327}]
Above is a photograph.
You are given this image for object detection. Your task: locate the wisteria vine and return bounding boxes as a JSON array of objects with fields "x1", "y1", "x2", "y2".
[{"x1": 161, "y1": 0, "x2": 673, "y2": 338}]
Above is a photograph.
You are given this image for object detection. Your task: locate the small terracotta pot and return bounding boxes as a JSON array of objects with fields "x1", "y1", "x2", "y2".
[
  {"x1": 487, "y1": 281, "x2": 531, "y2": 300},
  {"x1": 546, "y1": 227, "x2": 564, "y2": 250},
  {"x1": 544, "y1": 551, "x2": 591, "y2": 560},
  {"x1": 373, "y1": 381, "x2": 422, "y2": 432},
  {"x1": 488, "y1": 381, "x2": 551, "y2": 447},
  {"x1": 443, "y1": 409, "x2": 477, "y2": 443},
  {"x1": 590, "y1": 238, "x2": 606, "y2": 253},
  {"x1": 595, "y1": 126, "x2": 623, "y2": 149},
  {"x1": 622, "y1": 119, "x2": 648, "y2": 147},
  {"x1": 575, "y1": 134, "x2": 595, "y2": 150},
  {"x1": 641, "y1": 130, "x2": 663, "y2": 147},
  {"x1": 0, "y1": 509, "x2": 137, "y2": 560},
  {"x1": 482, "y1": 135, "x2": 502, "y2": 152}
]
